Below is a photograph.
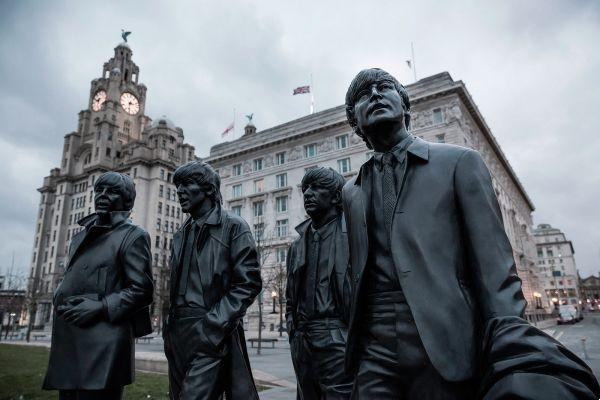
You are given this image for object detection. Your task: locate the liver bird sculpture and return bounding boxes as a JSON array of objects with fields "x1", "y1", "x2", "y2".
[{"x1": 121, "y1": 29, "x2": 132, "y2": 42}]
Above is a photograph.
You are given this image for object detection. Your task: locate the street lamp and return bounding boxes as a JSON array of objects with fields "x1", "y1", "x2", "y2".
[{"x1": 271, "y1": 291, "x2": 277, "y2": 314}]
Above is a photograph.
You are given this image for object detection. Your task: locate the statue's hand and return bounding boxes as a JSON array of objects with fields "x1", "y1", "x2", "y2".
[{"x1": 60, "y1": 297, "x2": 104, "y2": 327}]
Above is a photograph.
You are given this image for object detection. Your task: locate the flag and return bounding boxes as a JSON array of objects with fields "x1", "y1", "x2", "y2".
[
  {"x1": 221, "y1": 122, "x2": 234, "y2": 137},
  {"x1": 406, "y1": 60, "x2": 412, "y2": 68},
  {"x1": 293, "y1": 85, "x2": 310, "y2": 95}
]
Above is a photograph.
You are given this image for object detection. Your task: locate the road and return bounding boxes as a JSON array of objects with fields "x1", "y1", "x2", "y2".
[{"x1": 542, "y1": 313, "x2": 600, "y2": 379}]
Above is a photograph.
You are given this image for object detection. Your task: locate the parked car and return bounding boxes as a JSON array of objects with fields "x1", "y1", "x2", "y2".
[{"x1": 557, "y1": 305, "x2": 578, "y2": 325}]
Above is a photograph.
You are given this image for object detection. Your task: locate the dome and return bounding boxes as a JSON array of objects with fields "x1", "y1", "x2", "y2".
[
  {"x1": 149, "y1": 115, "x2": 177, "y2": 130},
  {"x1": 116, "y1": 41, "x2": 131, "y2": 49}
]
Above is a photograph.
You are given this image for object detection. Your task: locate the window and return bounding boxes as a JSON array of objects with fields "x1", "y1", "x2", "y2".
[
  {"x1": 159, "y1": 185, "x2": 164, "y2": 197},
  {"x1": 276, "y1": 219, "x2": 289, "y2": 238},
  {"x1": 432, "y1": 108, "x2": 443, "y2": 124},
  {"x1": 167, "y1": 172, "x2": 172, "y2": 182},
  {"x1": 166, "y1": 188, "x2": 171, "y2": 199},
  {"x1": 166, "y1": 204, "x2": 170, "y2": 216},
  {"x1": 537, "y1": 250, "x2": 543, "y2": 258},
  {"x1": 436, "y1": 134, "x2": 445, "y2": 143},
  {"x1": 304, "y1": 144, "x2": 317, "y2": 158},
  {"x1": 336, "y1": 135, "x2": 348, "y2": 149},
  {"x1": 158, "y1": 202, "x2": 163, "y2": 214},
  {"x1": 276, "y1": 173, "x2": 287, "y2": 188},
  {"x1": 253, "y1": 201, "x2": 264, "y2": 217},
  {"x1": 155, "y1": 236, "x2": 160, "y2": 248},
  {"x1": 276, "y1": 196, "x2": 288, "y2": 213},
  {"x1": 232, "y1": 184, "x2": 242, "y2": 198},
  {"x1": 276, "y1": 247, "x2": 287, "y2": 263},
  {"x1": 232, "y1": 164, "x2": 242, "y2": 176},
  {"x1": 254, "y1": 179, "x2": 264, "y2": 193},
  {"x1": 232, "y1": 205, "x2": 242, "y2": 216},
  {"x1": 547, "y1": 248, "x2": 554, "y2": 257},
  {"x1": 253, "y1": 158, "x2": 263, "y2": 171},
  {"x1": 156, "y1": 218, "x2": 161, "y2": 230},
  {"x1": 160, "y1": 169, "x2": 165, "y2": 180},
  {"x1": 253, "y1": 223, "x2": 264, "y2": 241},
  {"x1": 337, "y1": 158, "x2": 351, "y2": 173},
  {"x1": 276, "y1": 152, "x2": 286, "y2": 165}
]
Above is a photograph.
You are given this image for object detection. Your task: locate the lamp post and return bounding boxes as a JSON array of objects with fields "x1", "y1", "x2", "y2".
[{"x1": 271, "y1": 291, "x2": 277, "y2": 314}]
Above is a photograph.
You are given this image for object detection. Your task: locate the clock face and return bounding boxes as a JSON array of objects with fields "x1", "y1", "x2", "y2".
[
  {"x1": 120, "y1": 92, "x2": 140, "y2": 115},
  {"x1": 91, "y1": 90, "x2": 107, "y2": 112}
]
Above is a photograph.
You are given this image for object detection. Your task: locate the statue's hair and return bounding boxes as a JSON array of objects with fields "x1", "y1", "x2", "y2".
[
  {"x1": 94, "y1": 171, "x2": 136, "y2": 210},
  {"x1": 301, "y1": 167, "x2": 346, "y2": 211},
  {"x1": 345, "y1": 68, "x2": 411, "y2": 149},
  {"x1": 173, "y1": 160, "x2": 222, "y2": 204}
]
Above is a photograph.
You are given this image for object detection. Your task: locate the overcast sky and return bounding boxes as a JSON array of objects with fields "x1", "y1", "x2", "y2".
[{"x1": 1, "y1": 0, "x2": 599, "y2": 280}]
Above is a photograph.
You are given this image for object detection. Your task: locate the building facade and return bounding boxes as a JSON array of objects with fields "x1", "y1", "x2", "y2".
[
  {"x1": 580, "y1": 274, "x2": 600, "y2": 310},
  {"x1": 26, "y1": 43, "x2": 196, "y2": 329},
  {"x1": 533, "y1": 223, "x2": 581, "y2": 308},
  {"x1": 205, "y1": 72, "x2": 546, "y2": 318}
]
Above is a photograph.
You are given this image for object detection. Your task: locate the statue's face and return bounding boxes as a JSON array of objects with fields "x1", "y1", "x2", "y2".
[
  {"x1": 353, "y1": 79, "x2": 405, "y2": 137},
  {"x1": 176, "y1": 179, "x2": 210, "y2": 214},
  {"x1": 302, "y1": 182, "x2": 337, "y2": 218},
  {"x1": 94, "y1": 183, "x2": 126, "y2": 213}
]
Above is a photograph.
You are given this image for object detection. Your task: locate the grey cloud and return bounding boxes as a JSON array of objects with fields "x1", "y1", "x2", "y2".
[{"x1": 1, "y1": 0, "x2": 599, "y2": 276}]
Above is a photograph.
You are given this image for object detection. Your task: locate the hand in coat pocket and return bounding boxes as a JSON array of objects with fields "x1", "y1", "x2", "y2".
[{"x1": 58, "y1": 296, "x2": 104, "y2": 327}]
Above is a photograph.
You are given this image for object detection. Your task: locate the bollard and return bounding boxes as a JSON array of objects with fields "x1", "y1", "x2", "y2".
[{"x1": 581, "y1": 337, "x2": 590, "y2": 360}]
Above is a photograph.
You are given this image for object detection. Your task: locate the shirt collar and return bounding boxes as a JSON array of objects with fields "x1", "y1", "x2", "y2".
[
  {"x1": 372, "y1": 135, "x2": 414, "y2": 169},
  {"x1": 310, "y1": 216, "x2": 337, "y2": 240}
]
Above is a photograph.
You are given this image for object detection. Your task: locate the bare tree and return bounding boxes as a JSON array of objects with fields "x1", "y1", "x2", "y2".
[
  {"x1": 263, "y1": 260, "x2": 287, "y2": 337},
  {"x1": 253, "y1": 219, "x2": 276, "y2": 355}
]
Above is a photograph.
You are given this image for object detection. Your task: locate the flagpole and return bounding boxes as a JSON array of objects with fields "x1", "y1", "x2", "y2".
[
  {"x1": 233, "y1": 108, "x2": 236, "y2": 140},
  {"x1": 411, "y1": 42, "x2": 417, "y2": 82},
  {"x1": 310, "y1": 73, "x2": 314, "y2": 114}
]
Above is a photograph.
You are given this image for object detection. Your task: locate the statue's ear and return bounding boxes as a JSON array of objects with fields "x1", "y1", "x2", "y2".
[{"x1": 332, "y1": 190, "x2": 342, "y2": 206}]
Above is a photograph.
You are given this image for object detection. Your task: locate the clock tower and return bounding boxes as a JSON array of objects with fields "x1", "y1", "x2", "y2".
[{"x1": 28, "y1": 40, "x2": 197, "y2": 330}]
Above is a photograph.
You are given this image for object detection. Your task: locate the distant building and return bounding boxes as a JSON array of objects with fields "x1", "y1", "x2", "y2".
[
  {"x1": 26, "y1": 42, "x2": 196, "y2": 329},
  {"x1": 0, "y1": 290, "x2": 26, "y2": 328},
  {"x1": 205, "y1": 72, "x2": 546, "y2": 317},
  {"x1": 580, "y1": 274, "x2": 600, "y2": 310},
  {"x1": 533, "y1": 223, "x2": 581, "y2": 308}
]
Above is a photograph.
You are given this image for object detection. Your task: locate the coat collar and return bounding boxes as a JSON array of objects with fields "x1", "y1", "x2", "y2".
[
  {"x1": 355, "y1": 135, "x2": 429, "y2": 186},
  {"x1": 77, "y1": 211, "x2": 131, "y2": 229},
  {"x1": 181, "y1": 205, "x2": 222, "y2": 231}
]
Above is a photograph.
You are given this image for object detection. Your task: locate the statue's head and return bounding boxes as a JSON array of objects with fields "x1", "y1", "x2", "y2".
[
  {"x1": 173, "y1": 160, "x2": 221, "y2": 214},
  {"x1": 345, "y1": 68, "x2": 411, "y2": 149},
  {"x1": 301, "y1": 167, "x2": 345, "y2": 219},
  {"x1": 94, "y1": 171, "x2": 136, "y2": 213}
]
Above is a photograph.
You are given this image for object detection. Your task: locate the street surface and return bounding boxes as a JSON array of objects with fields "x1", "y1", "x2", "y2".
[{"x1": 7, "y1": 315, "x2": 600, "y2": 399}]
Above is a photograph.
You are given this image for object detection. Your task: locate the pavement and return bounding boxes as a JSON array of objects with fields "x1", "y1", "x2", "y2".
[{"x1": 5, "y1": 314, "x2": 600, "y2": 399}]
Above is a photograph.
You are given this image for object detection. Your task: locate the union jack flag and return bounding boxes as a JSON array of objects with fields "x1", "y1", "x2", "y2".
[{"x1": 293, "y1": 85, "x2": 310, "y2": 95}]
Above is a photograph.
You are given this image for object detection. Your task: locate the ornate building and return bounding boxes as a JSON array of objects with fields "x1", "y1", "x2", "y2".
[
  {"x1": 580, "y1": 274, "x2": 600, "y2": 310},
  {"x1": 27, "y1": 42, "x2": 195, "y2": 329},
  {"x1": 205, "y1": 72, "x2": 547, "y2": 319}
]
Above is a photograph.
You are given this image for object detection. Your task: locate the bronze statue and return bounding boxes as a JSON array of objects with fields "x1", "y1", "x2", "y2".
[
  {"x1": 163, "y1": 160, "x2": 261, "y2": 400},
  {"x1": 342, "y1": 68, "x2": 600, "y2": 399},
  {"x1": 43, "y1": 172, "x2": 154, "y2": 400},
  {"x1": 286, "y1": 167, "x2": 353, "y2": 399}
]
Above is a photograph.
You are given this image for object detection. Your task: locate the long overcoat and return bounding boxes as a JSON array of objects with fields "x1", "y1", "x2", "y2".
[
  {"x1": 165, "y1": 207, "x2": 262, "y2": 400},
  {"x1": 43, "y1": 211, "x2": 154, "y2": 390},
  {"x1": 285, "y1": 215, "x2": 351, "y2": 343}
]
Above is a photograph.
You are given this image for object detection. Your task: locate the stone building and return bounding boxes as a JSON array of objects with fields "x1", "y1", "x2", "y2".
[
  {"x1": 580, "y1": 274, "x2": 600, "y2": 310},
  {"x1": 533, "y1": 223, "x2": 581, "y2": 308},
  {"x1": 26, "y1": 42, "x2": 195, "y2": 329},
  {"x1": 205, "y1": 72, "x2": 547, "y2": 320}
]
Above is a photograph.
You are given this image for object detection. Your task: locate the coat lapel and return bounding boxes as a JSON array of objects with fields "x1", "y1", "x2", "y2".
[{"x1": 350, "y1": 164, "x2": 371, "y2": 278}]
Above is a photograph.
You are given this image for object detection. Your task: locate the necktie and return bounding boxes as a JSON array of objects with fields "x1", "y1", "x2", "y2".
[
  {"x1": 382, "y1": 153, "x2": 397, "y2": 233},
  {"x1": 305, "y1": 230, "x2": 320, "y2": 315},
  {"x1": 178, "y1": 223, "x2": 198, "y2": 296}
]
